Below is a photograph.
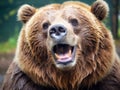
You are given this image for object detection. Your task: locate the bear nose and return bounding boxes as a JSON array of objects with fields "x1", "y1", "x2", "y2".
[{"x1": 49, "y1": 24, "x2": 67, "y2": 41}]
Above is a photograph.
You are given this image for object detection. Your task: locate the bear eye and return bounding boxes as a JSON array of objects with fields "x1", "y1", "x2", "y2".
[
  {"x1": 42, "y1": 22, "x2": 50, "y2": 30},
  {"x1": 69, "y1": 18, "x2": 78, "y2": 26}
]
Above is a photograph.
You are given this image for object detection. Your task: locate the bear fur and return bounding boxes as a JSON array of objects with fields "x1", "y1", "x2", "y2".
[{"x1": 2, "y1": 0, "x2": 120, "y2": 90}]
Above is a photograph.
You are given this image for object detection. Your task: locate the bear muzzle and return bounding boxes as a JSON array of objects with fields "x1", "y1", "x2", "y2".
[{"x1": 47, "y1": 24, "x2": 78, "y2": 70}]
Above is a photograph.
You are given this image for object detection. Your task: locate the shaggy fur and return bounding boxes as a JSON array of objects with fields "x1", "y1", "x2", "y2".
[{"x1": 2, "y1": 0, "x2": 120, "y2": 90}]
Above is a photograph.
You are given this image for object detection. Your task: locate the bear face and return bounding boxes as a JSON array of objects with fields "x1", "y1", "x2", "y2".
[
  {"x1": 18, "y1": 1, "x2": 109, "y2": 70},
  {"x1": 15, "y1": 0, "x2": 115, "y2": 89}
]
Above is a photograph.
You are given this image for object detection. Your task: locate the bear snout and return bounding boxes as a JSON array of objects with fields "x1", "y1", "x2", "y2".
[{"x1": 49, "y1": 24, "x2": 67, "y2": 42}]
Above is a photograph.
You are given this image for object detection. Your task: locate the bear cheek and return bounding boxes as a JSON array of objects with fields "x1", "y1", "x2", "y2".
[
  {"x1": 81, "y1": 35, "x2": 98, "y2": 55},
  {"x1": 46, "y1": 37, "x2": 54, "y2": 51},
  {"x1": 25, "y1": 24, "x2": 49, "y2": 61}
]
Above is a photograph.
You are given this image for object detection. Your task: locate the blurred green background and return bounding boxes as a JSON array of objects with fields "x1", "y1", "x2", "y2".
[{"x1": 0, "y1": 0, "x2": 119, "y2": 53}]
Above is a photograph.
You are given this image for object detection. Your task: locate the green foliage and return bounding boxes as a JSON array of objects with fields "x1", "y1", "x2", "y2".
[
  {"x1": 118, "y1": 29, "x2": 120, "y2": 38},
  {"x1": 0, "y1": 38, "x2": 16, "y2": 53},
  {"x1": 0, "y1": 30, "x2": 18, "y2": 53},
  {"x1": 103, "y1": 15, "x2": 111, "y2": 30},
  {"x1": 9, "y1": 9, "x2": 17, "y2": 16},
  {"x1": 9, "y1": 0, "x2": 13, "y2": 4},
  {"x1": 118, "y1": 17, "x2": 120, "y2": 39},
  {"x1": 118, "y1": 19, "x2": 120, "y2": 38}
]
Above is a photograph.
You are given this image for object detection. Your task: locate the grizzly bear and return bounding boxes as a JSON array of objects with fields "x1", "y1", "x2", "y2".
[{"x1": 2, "y1": 0, "x2": 120, "y2": 90}]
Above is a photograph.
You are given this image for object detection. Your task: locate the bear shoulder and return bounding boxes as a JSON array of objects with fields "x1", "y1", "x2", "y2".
[{"x1": 2, "y1": 62, "x2": 56, "y2": 90}]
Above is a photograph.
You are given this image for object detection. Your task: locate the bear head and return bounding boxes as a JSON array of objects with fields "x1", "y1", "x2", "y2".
[{"x1": 16, "y1": 0, "x2": 114, "y2": 89}]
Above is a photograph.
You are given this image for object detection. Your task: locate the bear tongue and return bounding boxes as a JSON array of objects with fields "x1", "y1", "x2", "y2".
[{"x1": 55, "y1": 49, "x2": 72, "y2": 62}]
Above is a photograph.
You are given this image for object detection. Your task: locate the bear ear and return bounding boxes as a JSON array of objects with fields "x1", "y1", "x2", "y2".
[
  {"x1": 91, "y1": 0, "x2": 109, "y2": 20},
  {"x1": 17, "y1": 4, "x2": 36, "y2": 23}
]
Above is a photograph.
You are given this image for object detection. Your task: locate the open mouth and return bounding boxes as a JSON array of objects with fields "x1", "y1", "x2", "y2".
[{"x1": 52, "y1": 44, "x2": 76, "y2": 65}]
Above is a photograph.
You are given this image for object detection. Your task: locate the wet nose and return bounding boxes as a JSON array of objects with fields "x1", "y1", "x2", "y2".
[{"x1": 49, "y1": 24, "x2": 67, "y2": 41}]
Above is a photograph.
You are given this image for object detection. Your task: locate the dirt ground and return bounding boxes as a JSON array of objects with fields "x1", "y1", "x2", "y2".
[{"x1": 0, "y1": 43, "x2": 120, "y2": 88}]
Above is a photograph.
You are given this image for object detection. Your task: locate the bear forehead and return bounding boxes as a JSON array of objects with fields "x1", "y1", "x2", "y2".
[{"x1": 36, "y1": 2, "x2": 91, "y2": 19}]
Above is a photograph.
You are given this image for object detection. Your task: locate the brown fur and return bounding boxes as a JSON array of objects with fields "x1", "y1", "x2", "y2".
[{"x1": 2, "y1": 1, "x2": 120, "y2": 90}]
